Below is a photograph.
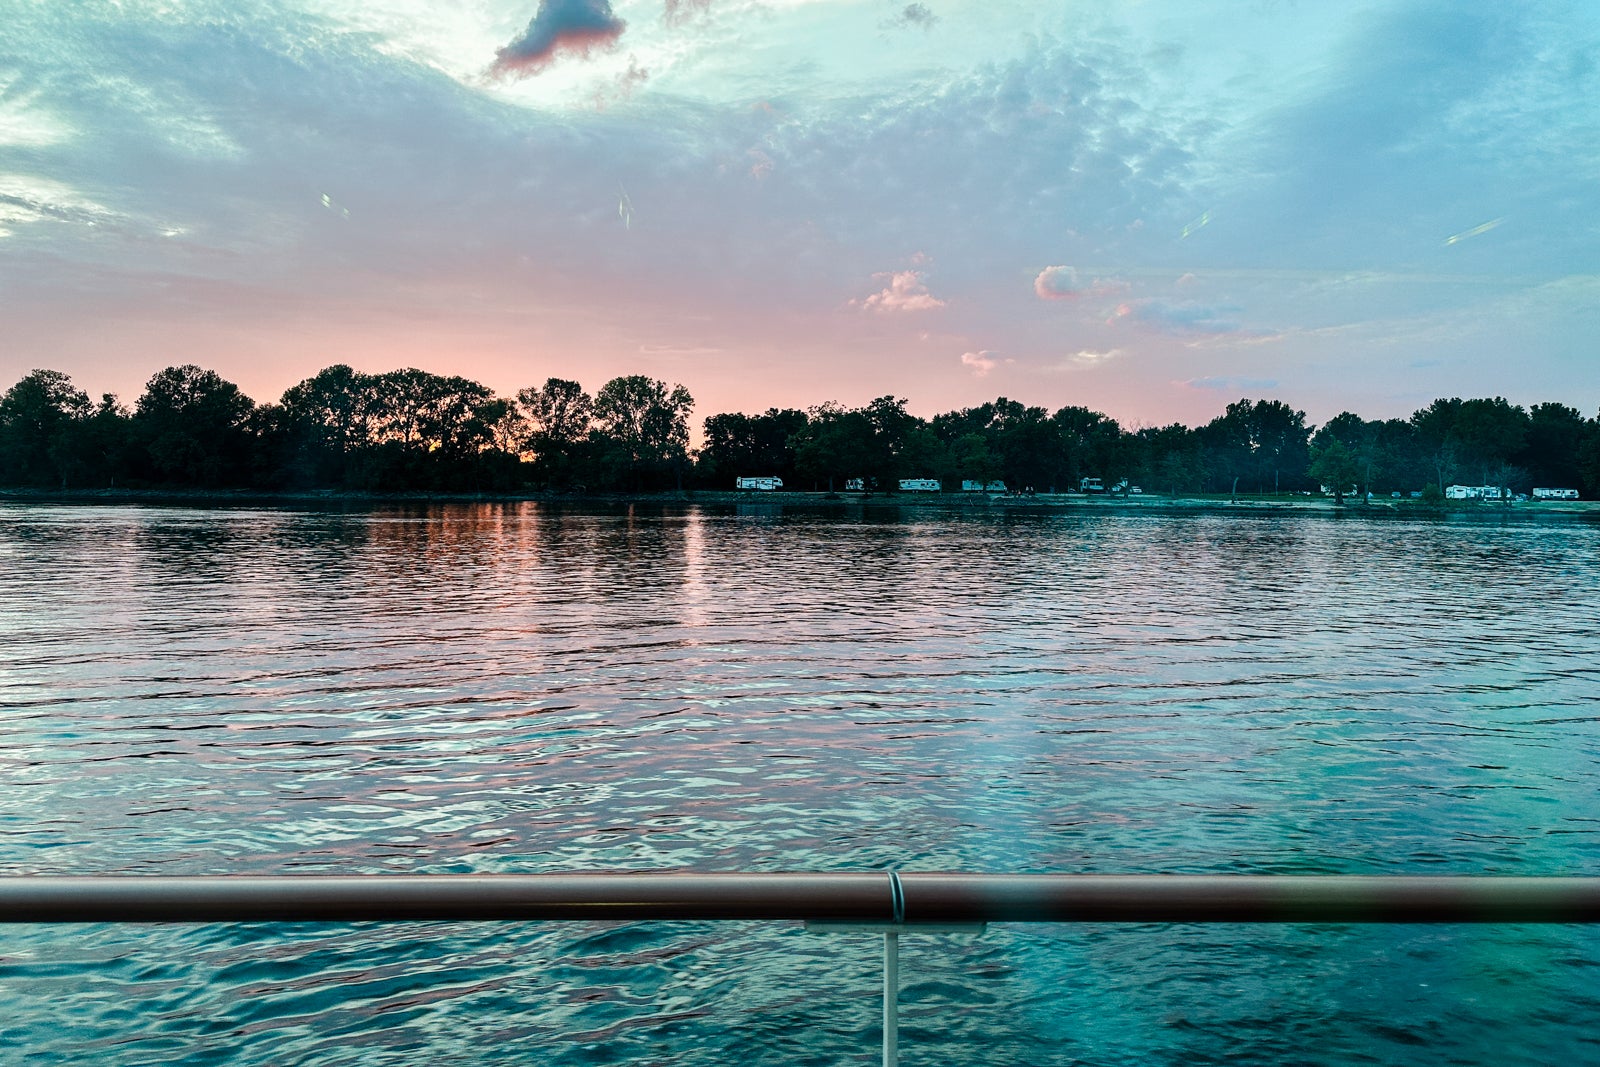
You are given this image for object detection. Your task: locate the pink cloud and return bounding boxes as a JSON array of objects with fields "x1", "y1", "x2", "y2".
[
  {"x1": 1034, "y1": 265, "x2": 1081, "y2": 299},
  {"x1": 961, "y1": 350, "x2": 997, "y2": 376},
  {"x1": 1033, "y1": 265, "x2": 1126, "y2": 301},
  {"x1": 852, "y1": 270, "x2": 946, "y2": 313},
  {"x1": 490, "y1": 0, "x2": 626, "y2": 79}
]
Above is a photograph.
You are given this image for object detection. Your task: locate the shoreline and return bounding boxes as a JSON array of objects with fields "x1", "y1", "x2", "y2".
[{"x1": 3, "y1": 486, "x2": 1596, "y2": 519}]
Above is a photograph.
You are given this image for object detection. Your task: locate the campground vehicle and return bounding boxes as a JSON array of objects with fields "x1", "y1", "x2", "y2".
[{"x1": 735, "y1": 476, "x2": 782, "y2": 490}]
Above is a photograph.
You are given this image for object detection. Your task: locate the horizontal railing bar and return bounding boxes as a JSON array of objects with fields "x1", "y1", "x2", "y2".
[
  {"x1": 2, "y1": 874, "x2": 1600, "y2": 924},
  {"x1": 0, "y1": 874, "x2": 891, "y2": 923},
  {"x1": 897, "y1": 874, "x2": 1600, "y2": 923}
]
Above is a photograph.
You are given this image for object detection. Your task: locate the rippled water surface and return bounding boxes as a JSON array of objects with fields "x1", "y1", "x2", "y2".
[{"x1": 3, "y1": 502, "x2": 1599, "y2": 1064}]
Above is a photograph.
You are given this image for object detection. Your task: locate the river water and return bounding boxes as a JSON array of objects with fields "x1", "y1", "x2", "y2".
[{"x1": 2, "y1": 501, "x2": 1598, "y2": 1064}]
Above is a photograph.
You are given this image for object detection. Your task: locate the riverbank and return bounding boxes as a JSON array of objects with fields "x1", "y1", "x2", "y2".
[{"x1": 3, "y1": 486, "x2": 1597, "y2": 519}]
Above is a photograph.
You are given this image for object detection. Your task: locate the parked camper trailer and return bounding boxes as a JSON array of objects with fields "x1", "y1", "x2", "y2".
[
  {"x1": 1446, "y1": 485, "x2": 1508, "y2": 500},
  {"x1": 961, "y1": 480, "x2": 1008, "y2": 492},
  {"x1": 735, "y1": 476, "x2": 782, "y2": 491},
  {"x1": 1534, "y1": 487, "x2": 1580, "y2": 500},
  {"x1": 898, "y1": 479, "x2": 941, "y2": 492},
  {"x1": 1080, "y1": 477, "x2": 1104, "y2": 493}
]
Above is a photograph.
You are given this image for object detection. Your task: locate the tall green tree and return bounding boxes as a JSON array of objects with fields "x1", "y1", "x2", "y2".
[
  {"x1": 793, "y1": 403, "x2": 875, "y2": 491},
  {"x1": 1411, "y1": 397, "x2": 1530, "y2": 488},
  {"x1": 1201, "y1": 398, "x2": 1309, "y2": 495},
  {"x1": 516, "y1": 378, "x2": 593, "y2": 486},
  {"x1": 1576, "y1": 412, "x2": 1600, "y2": 498},
  {"x1": 1307, "y1": 437, "x2": 1361, "y2": 504},
  {"x1": 279, "y1": 365, "x2": 379, "y2": 486},
  {"x1": 1134, "y1": 423, "x2": 1206, "y2": 496},
  {"x1": 133, "y1": 365, "x2": 256, "y2": 486},
  {"x1": 591, "y1": 376, "x2": 694, "y2": 489},
  {"x1": 0, "y1": 370, "x2": 92, "y2": 487},
  {"x1": 1518, "y1": 402, "x2": 1585, "y2": 489},
  {"x1": 696, "y1": 408, "x2": 808, "y2": 487},
  {"x1": 1054, "y1": 405, "x2": 1125, "y2": 487},
  {"x1": 988, "y1": 399, "x2": 1063, "y2": 492}
]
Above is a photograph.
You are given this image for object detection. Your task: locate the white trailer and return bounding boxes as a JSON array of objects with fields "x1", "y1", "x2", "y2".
[
  {"x1": 845, "y1": 478, "x2": 866, "y2": 491},
  {"x1": 898, "y1": 479, "x2": 941, "y2": 492},
  {"x1": 1533, "y1": 487, "x2": 1580, "y2": 500},
  {"x1": 735, "y1": 476, "x2": 783, "y2": 490},
  {"x1": 961, "y1": 480, "x2": 1008, "y2": 492}
]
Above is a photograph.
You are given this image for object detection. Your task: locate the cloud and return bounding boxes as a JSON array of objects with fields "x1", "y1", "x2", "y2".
[
  {"x1": 491, "y1": 0, "x2": 626, "y2": 79},
  {"x1": 591, "y1": 53, "x2": 650, "y2": 108},
  {"x1": 640, "y1": 342, "x2": 722, "y2": 357},
  {"x1": 1068, "y1": 348, "x2": 1122, "y2": 365},
  {"x1": 893, "y1": 4, "x2": 938, "y2": 30},
  {"x1": 1034, "y1": 265, "x2": 1082, "y2": 299},
  {"x1": 1180, "y1": 376, "x2": 1280, "y2": 392},
  {"x1": 1110, "y1": 299, "x2": 1242, "y2": 336},
  {"x1": 961, "y1": 350, "x2": 997, "y2": 376},
  {"x1": 664, "y1": 0, "x2": 713, "y2": 27},
  {"x1": 852, "y1": 270, "x2": 946, "y2": 313},
  {"x1": 1040, "y1": 348, "x2": 1123, "y2": 372},
  {"x1": 1034, "y1": 265, "x2": 1126, "y2": 300}
]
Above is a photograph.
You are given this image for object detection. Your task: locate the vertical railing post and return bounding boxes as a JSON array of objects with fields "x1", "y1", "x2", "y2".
[{"x1": 883, "y1": 929, "x2": 899, "y2": 1067}]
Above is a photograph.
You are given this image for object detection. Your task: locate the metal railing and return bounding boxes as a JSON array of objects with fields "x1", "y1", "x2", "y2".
[{"x1": 6, "y1": 873, "x2": 1600, "y2": 1065}]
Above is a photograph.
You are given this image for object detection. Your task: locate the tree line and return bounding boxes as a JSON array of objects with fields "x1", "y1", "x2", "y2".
[{"x1": 2, "y1": 364, "x2": 1597, "y2": 499}]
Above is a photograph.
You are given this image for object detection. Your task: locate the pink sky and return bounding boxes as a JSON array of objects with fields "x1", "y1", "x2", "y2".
[{"x1": 3, "y1": 1, "x2": 1597, "y2": 431}]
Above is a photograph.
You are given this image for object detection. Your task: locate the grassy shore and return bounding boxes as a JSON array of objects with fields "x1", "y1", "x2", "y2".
[{"x1": 3, "y1": 485, "x2": 1597, "y2": 518}]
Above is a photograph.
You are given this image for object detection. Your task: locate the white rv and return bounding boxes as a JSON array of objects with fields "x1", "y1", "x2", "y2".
[
  {"x1": 1446, "y1": 485, "x2": 1508, "y2": 500},
  {"x1": 1080, "y1": 477, "x2": 1104, "y2": 493},
  {"x1": 898, "y1": 479, "x2": 941, "y2": 492},
  {"x1": 1533, "y1": 487, "x2": 1580, "y2": 500},
  {"x1": 735, "y1": 476, "x2": 783, "y2": 491},
  {"x1": 961, "y1": 480, "x2": 1008, "y2": 492},
  {"x1": 844, "y1": 478, "x2": 866, "y2": 491}
]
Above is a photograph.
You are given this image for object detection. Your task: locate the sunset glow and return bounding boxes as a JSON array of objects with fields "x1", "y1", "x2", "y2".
[{"x1": 3, "y1": 1, "x2": 1597, "y2": 426}]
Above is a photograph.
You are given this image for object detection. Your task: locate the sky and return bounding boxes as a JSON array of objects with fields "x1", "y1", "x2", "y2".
[{"x1": 2, "y1": 0, "x2": 1598, "y2": 430}]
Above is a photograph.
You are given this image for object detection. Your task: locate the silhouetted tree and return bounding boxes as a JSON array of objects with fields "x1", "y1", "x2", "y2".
[
  {"x1": 132, "y1": 365, "x2": 255, "y2": 486},
  {"x1": 1519, "y1": 402, "x2": 1586, "y2": 490},
  {"x1": 592, "y1": 376, "x2": 693, "y2": 490},
  {"x1": 515, "y1": 378, "x2": 593, "y2": 487},
  {"x1": 696, "y1": 408, "x2": 808, "y2": 487},
  {"x1": 0, "y1": 369, "x2": 92, "y2": 487},
  {"x1": 793, "y1": 403, "x2": 875, "y2": 491}
]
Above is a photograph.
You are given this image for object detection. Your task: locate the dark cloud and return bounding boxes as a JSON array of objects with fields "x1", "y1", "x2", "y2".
[
  {"x1": 895, "y1": 4, "x2": 938, "y2": 29},
  {"x1": 491, "y1": 0, "x2": 626, "y2": 79}
]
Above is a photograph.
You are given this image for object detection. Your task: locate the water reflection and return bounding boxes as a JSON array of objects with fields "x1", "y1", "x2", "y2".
[{"x1": 2, "y1": 502, "x2": 1599, "y2": 1063}]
